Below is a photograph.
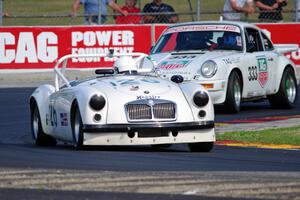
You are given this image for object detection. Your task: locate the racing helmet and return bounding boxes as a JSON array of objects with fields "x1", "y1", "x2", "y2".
[{"x1": 114, "y1": 56, "x2": 138, "y2": 74}]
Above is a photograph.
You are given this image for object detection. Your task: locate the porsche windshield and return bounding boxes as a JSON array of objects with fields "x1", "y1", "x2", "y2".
[{"x1": 152, "y1": 26, "x2": 243, "y2": 53}]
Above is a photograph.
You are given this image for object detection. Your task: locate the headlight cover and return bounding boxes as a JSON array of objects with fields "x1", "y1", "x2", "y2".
[
  {"x1": 193, "y1": 91, "x2": 209, "y2": 107},
  {"x1": 89, "y1": 95, "x2": 106, "y2": 111},
  {"x1": 200, "y1": 60, "x2": 217, "y2": 78}
]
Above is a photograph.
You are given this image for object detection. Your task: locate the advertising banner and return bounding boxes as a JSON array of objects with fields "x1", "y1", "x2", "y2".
[
  {"x1": 0, "y1": 25, "x2": 152, "y2": 69},
  {"x1": 0, "y1": 23, "x2": 299, "y2": 70}
]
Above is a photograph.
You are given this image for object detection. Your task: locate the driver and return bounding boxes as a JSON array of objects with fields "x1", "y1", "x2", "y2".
[{"x1": 114, "y1": 56, "x2": 138, "y2": 74}]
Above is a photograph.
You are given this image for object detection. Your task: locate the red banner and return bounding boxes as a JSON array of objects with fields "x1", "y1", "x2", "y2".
[
  {"x1": 0, "y1": 25, "x2": 152, "y2": 69},
  {"x1": 0, "y1": 24, "x2": 299, "y2": 70},
  {"x1": 256, "y1": 23, "x2": 300, "y2": 65}
]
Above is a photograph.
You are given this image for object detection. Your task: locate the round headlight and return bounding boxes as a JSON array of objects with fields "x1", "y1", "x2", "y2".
[
  {"x1": 200, "y1": 60, "x2": 217, "y2": 78},
  {"x1": 89, "y1": 95, "x2": 106, "y2": 111},
  {"x1": 193, "y1": 91, "x2": 209, "y2": 107}
]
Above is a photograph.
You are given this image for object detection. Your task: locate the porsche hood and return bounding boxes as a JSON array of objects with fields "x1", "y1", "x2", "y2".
[{"x1": 152, "y1": 51, "x2": 235, "y2": 79}]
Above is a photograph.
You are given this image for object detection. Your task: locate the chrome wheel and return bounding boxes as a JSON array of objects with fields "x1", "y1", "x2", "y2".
[
  {"x1": 233, "y1": 79, "x2": 241, "y2": 108},
  {"x1": 285, "y1": 73, "x2": 297, "y2": 103},
  {"x1": 30, "y1": 102, "x2": 56, "y2": 146},
  {"x1": 224, "y1": 71, "x2": 242, "y2": 113}
]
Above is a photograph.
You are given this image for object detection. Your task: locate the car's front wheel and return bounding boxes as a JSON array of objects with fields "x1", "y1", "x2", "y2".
[
  {"x1": 188, "y1": 142, "x2": 214, "y2": 152},
  {"x1": 31, "y1": 102, "x2": 56, "y2": 146},
  {"x1": 71, "y1": 103, "x2": 84, "y2": 150},
  {"x1": 224, "y1": 71, "x2": 242, "y2": 113},
  {"x1": 268, "y1": 67, "x2": 298, "y2": 109}
]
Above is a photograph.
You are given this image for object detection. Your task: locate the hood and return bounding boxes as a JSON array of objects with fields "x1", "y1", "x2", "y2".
[
  {"x1": 80, "y1": 75, "x2": 183, "y2": 102},
  {"x1": 152, "y1": 51, "x2": 236, "y2": 80}
]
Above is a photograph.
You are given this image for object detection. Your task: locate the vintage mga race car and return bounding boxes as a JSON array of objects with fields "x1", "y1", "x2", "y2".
[
  {"x1": 150, "y1": 21, "x2": 299, "y2": 113},
  {"x1": 30, "y1": 52, "x2": 215, "y2": 152}
]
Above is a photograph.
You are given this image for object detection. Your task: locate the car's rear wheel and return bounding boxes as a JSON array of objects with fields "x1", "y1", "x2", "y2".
[
  {"x1": 31, "y1": 103, "x2": 56, "y2": 146},
  {"x1": 188, "y1": 142, "x2": 214, "y2": 152},
  {"x1": 71, "y1": 103, "x2": 84, "y2": 150},
  {"x1": 268, "y1": 67, "x2": 298, "y2": 108},
  {"x1": 224, "y1": 71, "x2": 242, "y2": 113}
]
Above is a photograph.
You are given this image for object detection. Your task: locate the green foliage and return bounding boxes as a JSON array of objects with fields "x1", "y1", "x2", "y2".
[{"x1": 217, "y1": 126, "x2": 300, "y2": 146}]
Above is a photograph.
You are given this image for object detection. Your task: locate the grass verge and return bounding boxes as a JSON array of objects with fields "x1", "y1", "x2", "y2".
[{"x1": 217, "y1": 126, "x2": 300, "y2": 146}]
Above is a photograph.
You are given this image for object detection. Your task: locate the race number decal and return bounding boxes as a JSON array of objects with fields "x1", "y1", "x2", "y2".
[
  {"x1": 46, "y1": 103, "x2": 57, "y2": 127},
  {"x1": 257, "y1": 57, "x2": 268, "y2": 87}
]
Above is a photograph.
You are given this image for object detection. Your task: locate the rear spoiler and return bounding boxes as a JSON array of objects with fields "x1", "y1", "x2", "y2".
[{"x1": 274, "y1": 44, "x2": 299, "y2": 54}]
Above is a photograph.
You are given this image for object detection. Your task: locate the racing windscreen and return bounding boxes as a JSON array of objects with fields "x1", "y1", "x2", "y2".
[{"x1": 152, "y1": 24, "x2": 243, "y2": 53}]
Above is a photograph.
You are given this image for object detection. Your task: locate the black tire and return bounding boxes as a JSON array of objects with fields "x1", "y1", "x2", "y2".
[
  {"x1": 71, "y1": 103, "x2": 84, "y2": 150},
  {"x1": 188, "y1": 142, "x2": 214, "y2": 152},
  {"x1": 268, "y1": 67, "x2": 298, "y2": 109},
  {"x1": 224, "y1": 71, "x2": 242, "y2": 113},
  {"x1": 31, "y1": 103, "x2": 56, "y2": 146}
]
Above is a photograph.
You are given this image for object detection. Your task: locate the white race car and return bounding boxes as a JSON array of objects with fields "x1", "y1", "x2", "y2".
[
  {"x1": 30, "y1": 52, "x2": 215, "y2": 152},
  {"x1": 151, "y1": 21, "x2": 299, "y2": 113}
]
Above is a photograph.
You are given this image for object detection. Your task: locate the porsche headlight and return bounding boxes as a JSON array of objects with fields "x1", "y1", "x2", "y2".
[{"x1": 200, "y1": 60, "x2": 217, "y2": 78}]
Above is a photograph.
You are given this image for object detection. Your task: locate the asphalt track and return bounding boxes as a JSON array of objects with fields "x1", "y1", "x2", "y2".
[{"x1": 0, "y1": 87, "x2": 300, "y2": 200}]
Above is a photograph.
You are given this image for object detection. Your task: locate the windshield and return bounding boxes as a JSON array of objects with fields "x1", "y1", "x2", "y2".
[{"x1": 152, "y1": 25, "x2": 243, "y2": 53}]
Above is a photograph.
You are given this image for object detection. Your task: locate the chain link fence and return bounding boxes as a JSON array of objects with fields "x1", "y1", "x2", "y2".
[{"x1": 0, "y1": 0, "x2": 299, "y2": 26}]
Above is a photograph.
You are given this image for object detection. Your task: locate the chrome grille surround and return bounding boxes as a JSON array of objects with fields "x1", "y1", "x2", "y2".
[{"x1": 125, "y1": 99, "x2": 177, "y2": 122}]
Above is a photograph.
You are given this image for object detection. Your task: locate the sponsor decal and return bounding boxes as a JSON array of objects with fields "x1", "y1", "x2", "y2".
[
  {"x1": 137, "y1": 95, "x2": 160, "y2": 100},
  {"x1": 236, "y1": 36, "x2": 242, "y2": 47},
  {"x1": 165, "y1": 25, "x2": 241, "y2": 34},
  {"x1": 257, "y1": 57, "x2": 268, "y2": 87},
  {"x1": 158, "y1": 60, "x2": 190, "y2": 70},
  {"x1": 60, "y1": 113, "x2": 68, "y2": 126},
  {"x1": 169, "y1": 55, "x2": 196, "y2": 60},
  {"x1": 248, "y1": 66, "x2": 258, "y2": 81},
  {"x1": 222, "y1": 57, "x2": 240, "y2": 65},
  {"x1": 48, "y1": 104, "x2": 57, "y2": 127}
]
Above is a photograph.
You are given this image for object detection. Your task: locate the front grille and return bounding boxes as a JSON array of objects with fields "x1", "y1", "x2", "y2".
[
  {"x1": 125, "y1": 100, "x2": 176, "y2": 121},
  {"x1": 153, "y1": 103, "x2": 176, "y2": 119},
  {"x1": 127, "y1": 104, "x2": 151, "y2": 120}
]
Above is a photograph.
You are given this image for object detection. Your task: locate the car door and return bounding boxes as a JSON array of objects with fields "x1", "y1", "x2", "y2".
[
  {"x1": 260, "y1": 31, "x2": 278, "y2": 94},
  {"x1": 242, "y1": 27, "x2": 271, "y2": 98}
]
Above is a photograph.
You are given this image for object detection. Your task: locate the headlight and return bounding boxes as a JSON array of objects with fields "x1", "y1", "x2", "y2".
[
  {"x1": 89, "y1": 95, "x2": 106, "y2": 111},
  {"x1": 193, "y1": 91, "x2": 209, "y2": 107},
  {"x1": 200, "y1": 60, "x2": 217, "y2": 78}
]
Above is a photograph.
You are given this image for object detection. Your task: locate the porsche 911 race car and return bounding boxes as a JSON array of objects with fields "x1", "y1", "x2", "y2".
[
  {"x1": 151, "y1": 21, "x2": 299, "y2": 113},
  {"x1": 30, "y1": 52, "x2": 215, "y2": 152}
]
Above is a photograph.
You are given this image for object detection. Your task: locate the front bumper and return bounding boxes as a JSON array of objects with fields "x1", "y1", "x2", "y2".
[
  {"x1": 198, "y1": 79, "x2": 227, "y2": 104},
  {"x1": 82, "y1": 121, "x2": 215, "y2": 146},
  {"x1": 82, "y1": 121, "x2": 214, "y2": 133}
]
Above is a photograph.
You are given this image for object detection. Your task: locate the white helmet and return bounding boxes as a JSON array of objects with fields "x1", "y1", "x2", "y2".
[{"x1": 114, "y1": 56, "x2": 138, "y2": 74}]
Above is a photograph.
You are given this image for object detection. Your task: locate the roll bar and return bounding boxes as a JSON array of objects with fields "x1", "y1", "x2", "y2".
[{"x1": 54, "y1": 52, "x2": 149, "y2": 91}]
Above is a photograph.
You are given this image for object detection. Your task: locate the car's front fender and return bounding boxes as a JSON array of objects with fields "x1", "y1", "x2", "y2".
[{"x1": 30, "y1": 84, "x2": 55, "y2": 133}]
